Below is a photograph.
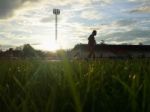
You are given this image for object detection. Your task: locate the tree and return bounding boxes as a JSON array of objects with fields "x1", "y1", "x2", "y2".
[
  {"x1": 139, "y1": 42, "x2": 143, "y2": 45},
  {"x1": 23, "y1": 44, "x2": 37, "y2": 57},
  {"x1": 100, "y1": 40, "x2": 105, "y2": 44}
]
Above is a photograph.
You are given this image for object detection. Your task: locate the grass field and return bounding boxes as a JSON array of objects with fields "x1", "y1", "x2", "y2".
[{"x1": 0, "y1": 59, "x2": 150, "y2": 112}]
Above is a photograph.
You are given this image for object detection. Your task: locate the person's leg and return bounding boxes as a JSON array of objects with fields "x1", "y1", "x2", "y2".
[
  {"x1": 93, "y1": 51, "x2": 95, "y2": 59},
  {"x1": 90, "y1": 49, "x2": 95, "y2": 59},
  {"x1": 88, "y1": 49, "x2": 92, "y2": 58},
  {"x1": 88, "y1": 47, "x2": 92, "y2": 58}
]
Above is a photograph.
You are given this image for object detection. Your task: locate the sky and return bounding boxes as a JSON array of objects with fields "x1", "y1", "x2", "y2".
[{"x1": 0, "y1": 0, "x2": 150, "y2": 51}]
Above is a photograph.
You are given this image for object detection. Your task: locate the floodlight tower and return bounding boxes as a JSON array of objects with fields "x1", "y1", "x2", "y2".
[{"x1": 53, "y1": 9, "x2": 60, "y2": 40}]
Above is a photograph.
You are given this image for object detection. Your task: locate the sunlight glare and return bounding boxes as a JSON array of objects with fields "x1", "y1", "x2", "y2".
[{"x1": 41, "y1": 40, "x2": 61, "y2": 52}]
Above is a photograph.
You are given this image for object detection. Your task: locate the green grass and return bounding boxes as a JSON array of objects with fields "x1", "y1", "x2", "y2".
[{"x1": 0, "y1": 59, "x2": 150, "y2": 112}]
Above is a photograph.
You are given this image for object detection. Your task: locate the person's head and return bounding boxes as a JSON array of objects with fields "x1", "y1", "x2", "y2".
[{"x1": 92, "y1": 30, "x2": 97, "y2": 36}]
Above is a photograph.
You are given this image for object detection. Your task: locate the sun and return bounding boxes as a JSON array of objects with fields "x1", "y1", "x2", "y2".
[
  {"x1": 33, "y1": 39, "x2": 63, "y2": 52},
  {"x1": 41, "y1": 41, "x2": 61, "y2": 52},
  {"x1": 33, "y1": 26, "x2": 67, "y2": 52}
]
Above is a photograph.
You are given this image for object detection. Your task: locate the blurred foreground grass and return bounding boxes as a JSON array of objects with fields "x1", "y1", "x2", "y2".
[{"x1": 0, "y1": 59, "x2": 150, "y2": 112}]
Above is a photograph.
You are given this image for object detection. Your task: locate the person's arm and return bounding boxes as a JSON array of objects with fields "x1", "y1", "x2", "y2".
[{"x1": 94, "y1": 38, "x2": 96, "y2": 45}]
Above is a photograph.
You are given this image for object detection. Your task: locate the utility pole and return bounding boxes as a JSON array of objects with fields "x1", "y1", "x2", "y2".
[{"x1": 53, "y1": 9, "x2": 60, "y2": 40}]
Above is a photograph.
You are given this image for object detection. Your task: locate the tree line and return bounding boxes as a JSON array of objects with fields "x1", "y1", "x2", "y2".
[
  {"x1": 0, "y1": 44, "x2": 46, "y2": 59},
  {"x1": 0, "y1": 44, "x2": 70, "y2": 59}
]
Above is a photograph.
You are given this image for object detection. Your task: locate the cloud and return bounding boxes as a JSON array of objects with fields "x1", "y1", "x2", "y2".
[
  {"x1": 0, "y1": 44, "x2": 15, "y2": 50},
  {"x1": 129, "y1": 4, "x2": 150, "y2": 13},
  {"x1": 40, "y1": 10, "x2": 74, "y2": 23},
  {"x1": 40, "y1": 16, "x2": 54, "y2": 23},
  {"x1": 80, "y1": 10, "x2": 103, "y2": 20},
  {"x1": 0, "y1": 0, "x2": 113, "y2": 19},
  {"x1": 101, "y1": 28, "x2": 150, "y2": 44},
  {"x1": 128, "y1": 0, "x2": 149, "y2": 2},
  {"x1": 113, "y1": 19, "x2": 137, "y2": 27},
  {"x1": 0, "y1": 0, "x2": 43, "y2": 19}
]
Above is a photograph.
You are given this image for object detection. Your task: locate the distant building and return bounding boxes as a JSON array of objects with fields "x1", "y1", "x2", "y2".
[{"x1": 72, "y1": 44, "x2": 150, "y2": 59}]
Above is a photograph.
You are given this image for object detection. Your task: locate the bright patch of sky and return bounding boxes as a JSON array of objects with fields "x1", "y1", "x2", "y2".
[{"x1": 0, "y1": 0, "x2": 150, "y2": 51}]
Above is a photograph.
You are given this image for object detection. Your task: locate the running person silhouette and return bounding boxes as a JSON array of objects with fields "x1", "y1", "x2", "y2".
[{"x1": 88, "y1": 30, "x2": 97, "y2": 59}]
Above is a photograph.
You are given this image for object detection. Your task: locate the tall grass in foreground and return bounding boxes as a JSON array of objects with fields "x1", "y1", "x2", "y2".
[{"x1": 0, "y1": 59, "x2": 150, "y2": 112}]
